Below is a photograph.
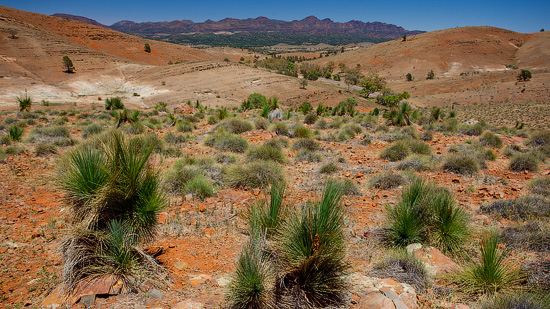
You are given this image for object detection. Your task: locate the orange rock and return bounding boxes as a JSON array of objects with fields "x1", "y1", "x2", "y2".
[{"x1": 198, "y1": 205, "x2": 207, "y2": 212}]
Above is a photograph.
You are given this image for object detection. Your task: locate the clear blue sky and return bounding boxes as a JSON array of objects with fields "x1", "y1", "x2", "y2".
[{"x1": 2, "y1": 0, "x2": 548, "y2": 33}]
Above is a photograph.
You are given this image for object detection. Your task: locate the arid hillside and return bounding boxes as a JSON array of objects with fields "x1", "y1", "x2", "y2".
[
  {"x1": 312, "y1": 26, "x2": 550, "y2": 108},
  {"x1": 0, "y1": 6, "x2": 360, "y2": 110}
]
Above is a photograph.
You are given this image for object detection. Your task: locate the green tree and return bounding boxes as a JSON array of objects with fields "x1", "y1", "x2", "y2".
[
  {"x1": 360, "y1": 73, "x2": 387, "y2": 98},
  {"x1": 299, "y1": 78, "x2": 308, "y2": 89},
  {"x1": 426, "y1": 70, "x2": 435, "y2": 80},
  {"x1": 406, "y1": 73, "x2": 414, "y2": 81},
  {"x1": 144, "y1": 43, "x2": 151, "y2": 53},
  {"x1": 402, "y1": 34, "x2": 407, "y2": 42},
  {"x1": 62, "y1": 56, "x2": 75, "y2": 73},
  {"x1": 517, "y1": 69, "x2": 532, "y2": 82}
]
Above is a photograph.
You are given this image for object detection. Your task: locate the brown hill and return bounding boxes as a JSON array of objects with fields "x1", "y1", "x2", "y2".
[{"x1": 312, "y1": 26, "x2": 550, "y2": 107}]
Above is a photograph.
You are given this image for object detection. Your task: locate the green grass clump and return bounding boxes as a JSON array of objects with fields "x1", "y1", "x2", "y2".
[
  {"x1": 82, "y1": 123, "x2": 104, "y2": 139},
  {"x1": 385, "y1": 178, "x2": 470, "y2": 253},
  {"x1": 246, "y1": 182, "x2": 287, "y2": 236},
  {"x1": 480, "y1": 293, "x2": 550, "y2": 309},
  {"x1": 369, "y1": 172, "x2": 406, "y2": 190},
  {"x1": 479, "y1": 131, "x2": 503, "y2": 148},
  {"x1": 406, "y1": 139, "x2": 432, "y2": 155},
  {"x1": 314, "y1": 118, "x2": 328, "y2": 130},
  {"x1": 459, "y1": 123, "x2": 483, "y2": 136},
  {"x1": 380, "y1": 140, "x2": 410, "y2": 161},
  {"x1": 57, "y1": 129, "x2": 167, "y2": 290},
  {"x1": 263, "y1": 137, "x2": 289, "y2": 149},
  {"x1": 163, "y1": 132, "x2": 192, "y2": 145},
  {"x1": 454, "y1": 230, "x2": 523, "y2": 294},
  {"x1": 528, "y1": 176, "x2": 550, "y2": 197},
  {"x1": 275, "y1": 180, "x2": 349, "y2": 306},
  {"x1": 526, "y1": 130, "x2": 550, "y2": 147},
  {"x1": 509, "y1": 153, "x2": 540, "y2": 172},
  {"x1": 184, "y1": 175, "x2": 216, "y2": 199},
  {"x1": 320, "y1": 162, "x2": 339, "y2": 174},
  {"x1": 442, "y1": 153, "x2": 480, "y2": 175},
  {"x1": 295, "y1": 149, "x2": 322, "y2": 162},
  {"x1": 27, "y1": 126, "x2": 74, "y2": 146},
  {"x1": 8, "y1": 125, "x2": 24, "y2": 141},
  {"x1": 304, "y1": 113, "x2": 318, "y2": 125},
  {"x1": 292, "y1": 138, "x2": 320, "y2": 152},
  {"x1": 224, "y1": 160, "x2": 284, "y2": 189},
  {"x1": 340, "y1": 123, "x2": 362, "y2": 138},
  {"x1": 0, "y1": 135, "x2": 11, "y2": 146},
  {"x1": 246, "y1": 143, "x2": 286, "y2": 163},
  {"x1": 207, "y1": 115, "x2": 220, "y2": 125},
  {"x1": 271, "y1": 122, "x2": 290, "y2": 136},
  {"x1": 222, "y1": 118, "x2": 253, "y2": 134}
]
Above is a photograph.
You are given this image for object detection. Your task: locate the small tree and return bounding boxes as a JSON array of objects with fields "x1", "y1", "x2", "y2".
[
  {"x1": 517, "y1": 69, "x2": 532, "y2": 82},
  {"x1": 299, "y1": 78, "x2": 308, "y2": 89},
  {"x1": 17, "y1": 93, "x2": 32, "y2": 112},
  {"x1": 8, "y1": 29, "x2": 18, "y2": 39},
  {"x1": 144, "y1": 43, "x2": 151, "y2": 53},
  {"x1": 406, "y1": 73, "x2": 414, "y2": 82},
  {"x1": 541, "y1": 28, "x2": 545, "y2": 32},
  {"x1": 426, "y1": 70, "x2": 435, "y2": 80},
  {"x1": 62, "y1": 56, "x2": 75, "y2": 73},
  {"x1": 402, "y1": 34, "x2": 407, "y2": 42}
]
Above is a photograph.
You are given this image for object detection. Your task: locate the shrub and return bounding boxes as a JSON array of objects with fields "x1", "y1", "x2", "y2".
[
  {"x1": 296, "y1": 150, "x2": 322, "y2": 162},
  {"x1": 184, "y1": 175, "x2": 216, "y2": 200},
  {"x1": 35, "y1": 142, "x2": 57, "y2": 156},
  {"x1": 380, "y1": 140, "x2": 410, "y2": 162},
  {"x1": 291, "y1": 125, "x2": 311, "y2": 138},
  {"x1": 224, "y1": 161, "x2": 284, "y2": 189},
  {"x1": 241, "y1": 93, "x2": 267, "y2": 111},
  {"x1": 528, "y1": 176, "x2": 550, "y2": 197},
  {"x1": 163, "y1": 162, "x2": 202, "y2": 195},
  {"x1": 17, "y1": 94, "x2": 32, "y2": 112},
  {"x1": 8, "y1": 125, "x2": 23, "y2": 141},
  {"x1": 82, "y1": 123, "x2": 104, "y2": 139},
  {"x1": 263, "y1": 137, "x2": 289, "y2": 149},
  {"x1": 0, "y1": 135, "x2": 11, "y2": 145},
  {"x1": 27, "y1": 126, "x2": 74, "y2": 146},
  {"x1": 454, "y1": 230, "x2": 523, "y2": 294},
  {"x1": 254, "y1": 118, "x2": 269, "y2": 130},
  {"x1": 526, "y1": 130, "x2": 550, "y2": 147},
  {"x1": 370, "y1": 251, "x2": 428, "y2": 292},
  {"x1": 57, "y1": 130, "x2": 166, "y2": 290},
  {"x1": 292, "y1": 138, "x2": 320, "y2": 152},
  {"x1": 304, "y1": 113, "x2": 318, "y2": 125},
  {"x1": 501, "y1": 221, "x2": 550, "y2": 253},
  {"x1": 207, "y1": 115, "x2": 220, "y2": 125},
  {"x1": 271, "y1": 122, "x2": 290, "y2": 136},
  {"x1": 480, "y1": 293, "x2": 550, "y2": 309},
  {"x1": 502, "y1": 144, "x2": 524, "y2": 157},
  {"x1": 163, "y1": 132, "x2": 191, "y2": 145},
  {"x1": 459, "y1": 123, "x2": 483, "y2": 136},
  {"x1": 369, "y1": 172, "x2": 406, "y2": 190},
  {"x1": 479, "y1": 131, "x2": 503, "y2": 148},
  {"x1": 122, "y1": 123, "x2": 145, "y2": 135},
  {"x1": 246, "y1": 144, "x2": 286, "y2": 163},
  {"x1": 420, "y1": 130, "x2": 433, "y2": 141},
  {"x1": 397, "y1": 155, "x2": 437, "y2": 172},
  {"x1": 205, "y1": 130, "x2": 249, "y2": 153},
  {"x1": 509, "y1": 153, "x2": 540, "y2": 172},
  {"x1": 222, "y1": 118, "x2": 253, "y2": 134},
  {"x1": 314, "y1": 118, "x2": 328, "y2": 130},
  {"x1": 320, "y1": 162, "x2": 339, "y2": 174},
  {"x1": 341, "y1": 123, "x2": 362, "y2": 138},
  {"x1": 442, "y1": 153, "x2": 480, "y2": 175},
  {"x1": 480, "y1": 195, "x2": 550, "y2": 220},
  {"x1": 246, "y1": 181, "x2": 287, "y2": 236},
  {"x1": 407, "y1": 139, "x2": 432, "y2": 155},
  {"x1": 176, "y1": 121, "x2": 194, "y2": 133},
  {"x1": 5, "y1": 145, "x2": 26, "y2": 156}
]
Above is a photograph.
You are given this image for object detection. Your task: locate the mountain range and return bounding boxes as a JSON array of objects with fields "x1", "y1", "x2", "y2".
[{"x1": 52, "y1": 14, "x2": 423, "y2": 46}]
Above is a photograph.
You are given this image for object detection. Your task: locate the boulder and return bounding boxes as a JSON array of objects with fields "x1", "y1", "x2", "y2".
[{"x1": 406, "y1": 243, "x2": 460, "y2": 276}]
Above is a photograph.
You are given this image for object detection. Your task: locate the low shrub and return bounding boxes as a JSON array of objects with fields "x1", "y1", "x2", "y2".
[
  {"x1": 509, "y1": 153, "x2": 540, "y2": 172},
  {"x1": 407, "y1": 139, "x2": 432, "y2": 155},
  {"x1": 314, "y1": 118, "x2": 328, "y2": 130},
  {"x1": 271, "y1": 122, "x2": 289, "y2": 136},
  {"x1": 501, "y1": 221, "x2": 550, "y2": 252},
  {"x1": 222, "y1": 118, "x2": 253, "y2": 134},
  {"x1": 526, "y1": 130, "x2": 550, "y2": 147},
  {"x1": 224, "y1": 160, "x2": 284, "y2": 189},
  {"x1": 480, "y1": 293, "x2": 550, "y2": 309},
  {"x1": 370, "y1": 251, "x2": 428, "y2": 292},
  {"x1": 207, "y1": 115, "x2": 220, "y2": 125},
  {"x1": 397, "y1": 155, "x2": 437, "y2": 172},
  {"x1": 163, "y1": 132, "x2": 192, "y2": 145},
  {"x1": 341, "y1": 123, "x2": 362, "y2": 138},
  {"x1": 205, "y1": 130, "x2": 249, "y2": 153},
  {"x1": 480, "y1": 195, "x2": 550, "y2": 220},
  {"x1": 295, "y1": 149, "x2": 322, "y2": 162},
  {"x1": 82, "y1": 123, "x2": 104, "y2": 139},
  {"x1": 320, "y1": 162, "x2": 339, "y2": 174},
  {"x1": 8, "y1": 125, "x2": 23, "y2": 141},
  {"x1": 528, "y1": 176, "x2": 550, "y2": 197},
  {"x1": 176, "y1": 121, "x2": 194, "y2": 133},
  {"x1": 459, "y1": 123, "x2": 483, "y2": 136},
  {"x1": 254, "y1": 118, "x2": 269, "y2": 130},
  {"x1": 184, "y1": 175, "x2": 216, "y2": 199},
  {"x1": 304, "y1": 113, "x2": 318, "y2": 125},
  {"x1": 292, "y1": 138, "x2": 320, "y2": 152},
  {"x1": 292, "y1": 125, "x2": 312, "y2": 138},
  {"x1": 263, "y1": 137, "x2": 289, "y2": 149},
  {"x1": 380, "y1": 140, "x2": 410, "y2": 161},
  {"x1": 479, "y1": 131, "x2": 503, "y2": 148},
  {"x1": 442, "y1": 153, "x2": 480, "y2": 175},
  {"x1": 369, "y1": 172, "x2": 406, "y2": 190},
  {"x1": 502, "y1": 144, "x2": 524, "y2": 157},
  {"x1": 246, "y1": 144, "x2": 286, "y2": 163},
  {"x1": 35, "y1": 142, "x2": 57, "y2": 156}
]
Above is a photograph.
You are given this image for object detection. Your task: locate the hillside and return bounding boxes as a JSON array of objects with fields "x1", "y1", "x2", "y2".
[{"x1": 311, "y1": 26, "x2": 550, "y2": 108}]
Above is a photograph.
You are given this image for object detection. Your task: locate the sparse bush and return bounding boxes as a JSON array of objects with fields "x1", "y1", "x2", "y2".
[
  {"x1": 163, "y1": 132, "x2": 191, "y2": 145},
  {"x1": 370, "y1": 251, "x2": 428, "y2": 292},
  {"x1": 176, "y1": 121, "x2": 194, "y2": 132},
  {"x1": 122, "y1": 123, "x2": 145, "y2": 135},
  {"x1": 224, "y1": 160, "x2": 284, "y2": 189},
  {"x1": 480, "y1": 195, "x2": 550, "y2": 220},
  {"x1": 205, "y1": 130, "x2": 249, "y2": 153},
  {"x1": 271, "y1": 122, "x2": 290, "y2": 136},
  {"x1": 304, "y1": 113, "x2": 318, "y2": 125},
  {"x1": 0, "y1": 135, "x2": 11, "y2": 145},
  {"x1": 380, "y1": 140, "x2": 410, "y2": 161},
  {"x1": 397, "y1": 155, "x2": 437, "y2": 172},
  {"x1": 5, "y1": 145, "x2": 26, "y2": 156},
  {"x1": 264, "y1": 137, "x2": 289, "y2": 149},
  {"x1": 35, "y1": 142, "x2": 57, "y2": 156},
  {"x1": 529, "y1": 176, "x2": 550, "y2": 197},
  {"x1": 207, "y1": 115, "x2": 220, "y2": 125},
  {"x1": 442, "y1": 153, "x2": 480, "y2": 175},
  {"x1": 184, "y1": 175, "x2": 216, "y2": 199},
  {"x1": 407, "y1": 139, "x2": 432, "y2": 155},
  {"x1": 163, "y1": 162, "x2": 202, "y2": 195},
  {"x1": 314, "y1": 118, "x2": 328, "y2": 130},
  {"x1": 254, "y1": 117, "x2": 269, "y2": 130},
  {"x1": 369, "y1": 172, "x2": 406, "y2": 190},
  {"x1": 420, "y1": 130, "x2": 433, "y2": 141},
  {"x1": 454, "y1": 230, "x2": 523, "y2": 294},
  {"x1": 320, "y1": 162, "x2": 339, "y2": 174},
  {"x1": 501, "y1": 221, "x2": 550, "y2": 253},
  {"x1": 82, "y1": 123, "x2": 104, "y2": 139},
  {"x1": 104, "y1": 97, "x2": 124, "y2": 110},
  {"x1": 17, "y1": 94, "x2": 32, "y2": 112},
  {"x1": 222, "y1": 118, "x2": 253, "y2": 134},
  {"x1": 292, "y1": 138, "x2": 320, "y2": 152},
  {"x1": 296, "y1": 150, "x2": 322, "y2": 162},
  {"x1": 27, "y1": 126, "x2": 74, "y2": 146},
  {"x1": 480, "y1": 292, "x2": 550, "y2": 309},
  {"x1": 526, "y1": 130, "x2": 550, "y2": 147},
  {"x1": 247, "y1": 144, "x2": 286, "y2": 163},
  {"x1": 479, "y1": 131, "x2": 503, "y2": 148},
  {"x1": 341, "y1": 123, "x2": 362, "y2": 138},
  {"x1": 509, "y1": 153, "x2": 540, "y2": 172},
  {"x1": 459, "y1": 123, "x2": 483, "y2": 136},
  {"x1": 503, "y1": 144, "x2": 524, "y2": 157},
  {"x1": 292, "y1": 125, "x2": 312, "y2": 138}
]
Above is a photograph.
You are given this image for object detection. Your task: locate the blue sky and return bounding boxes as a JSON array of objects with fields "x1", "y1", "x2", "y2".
[{"x1": 2, "y1": 0, "x2": 548, "y2": 33}]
